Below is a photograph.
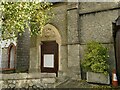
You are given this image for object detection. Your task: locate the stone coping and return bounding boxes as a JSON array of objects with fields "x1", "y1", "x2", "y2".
[{"x1": 0, "y1": 73, "x2": 57, "y2": 80}]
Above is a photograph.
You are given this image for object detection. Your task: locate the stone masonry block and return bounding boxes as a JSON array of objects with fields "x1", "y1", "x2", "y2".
[
  {"x1": 79, "y1": 2, "x2": 118, "y2": 14},
  {"x1": 42, "y1": 78, "x2": 56, "y2": 84},
  {"x1": 41, "y1": 73, "x2": 56, "y2": 78},
  {"x1": 68, "y1": 44, "x2": 80, "y2": 67},
  {"x1": 80, "y1": 10, "x2": 118, "y2": 44},
  {"x1": 67, "y1": 9, "x2": 79, "y2": 44},
  {"x1": 16, "y1": 28, "x2": 30, "y2": 72}
]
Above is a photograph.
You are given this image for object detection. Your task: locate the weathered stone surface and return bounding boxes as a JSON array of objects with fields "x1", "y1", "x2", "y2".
[
  {"x1": 67, "y1": 44, "x2": 81, "y2": 80},
  {"x1": 16, "y1": 28, "x2": 30, "y2": 72},
  {"x1": 30, "y1": 36, "x2": 37, "y2": 48},
  {"x1": 80, "y1": 10, "x2": 118, "y2": 44},
  {"x1": 1, "y1": 73, "x2": 28, "y2": 80},
  {"x1": 67, "y1": 66, "x2": 81, "y2": 80},
  {"x1": 57, "y1": 71, "x2": 68, "y2": 82},
  {"x1": 0, "y1": 81, "x2": 3, "y2": 89},
  {"x1": 27, "y1": 73, "x2": 41, "y2": 79},
  {"x1": 42, "y1": 78, "x2": 56, "y2": 84},
  {"x1": 0, "y1": 46, "x2": 1, "y2": 69},
  {"x1": 79, "y1": 2, "x2": 118, "y2": 14},
  {"x1": 29, "y1": 47, "x2": 38, "y2": 73},
  {"x1": 41, "y1": 73, "x2": 56, "y2": 78},
  {"x1": 67, "y1": 2, "x2": 79, "y2": 9},
  {"x1": 56, "y1": 79, "x2": 92, "y2": 88},
  {"x1": 1, "y1": 48, "x2": 8, "y2": 68},
  {"x1": 0, "y1": 79, "x2": 47, "y2": 88},
  {"x1": 79, "y1": 45, "x2": 86, "y2": 62},
  {"x1": 68, "y1": 44, "x2": 80, "y2": 67},
  {"x1": 51, "y1": 4, "x2": 67, "y2": 45},
  {"x1": 67, "y1": 9, "x2": 79, "y2": 44},
  {"x1": 59, "y1": 45, "x2": 68, "y2": 71},
  {"x1": 87, "y1": 72, "x2": 110, "y2": 84}
]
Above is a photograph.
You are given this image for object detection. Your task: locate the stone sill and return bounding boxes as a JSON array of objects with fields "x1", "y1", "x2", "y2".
[
  {"x1": 0, "y1": 68, "x2": 15, "y2": 74},
  {"x1": 41, "y1": 73, "x2": 56, "y2": 78},
  {"x1": 0, "y1": 72, "x2": 57, "y2": 80},
  {"x1": 0, "y1": 68, "x2": 15, "y2": 70},
  {"x1": 0, "y1": 73, "x2": 41, "y2": 80}
]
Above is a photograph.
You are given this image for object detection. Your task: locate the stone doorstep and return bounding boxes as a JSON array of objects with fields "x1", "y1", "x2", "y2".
[
  {"x1": 27, "y1": 73, "x2": 41, "y2": 79},
  {"x1": 41, "y1": 73, "x2": 56, "y2": 78},
  {"x1": 42, "y1": 78, "x2": 56, "y2": 84},
  {"x1": 0, "y1": 73, "x2": 28, "y2": 80},
  {"x1": 0, "y1": 73, "x2": 57, "y2": 80}
]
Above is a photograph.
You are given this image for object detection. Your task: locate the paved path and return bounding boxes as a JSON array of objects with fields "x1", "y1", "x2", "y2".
[
  {"x1": 55, "y1": 79, "x2": 120, "y2": 89},
  {"x1": 56, "y1": 79, "x2": 92, "y2": 88}
]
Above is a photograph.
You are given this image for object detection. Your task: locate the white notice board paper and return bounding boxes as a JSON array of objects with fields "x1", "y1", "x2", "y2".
[{"x1": 44, "y1": 54, "x2": 54, "y2": 68}]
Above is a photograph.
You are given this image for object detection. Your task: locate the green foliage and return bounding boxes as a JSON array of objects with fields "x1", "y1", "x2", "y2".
[
  {"x1": 1, "y1": 2, "x2": 53, "y2": 40},
  {"x1": 82, "y1": 41, "x2": 109, "y2": 75}
]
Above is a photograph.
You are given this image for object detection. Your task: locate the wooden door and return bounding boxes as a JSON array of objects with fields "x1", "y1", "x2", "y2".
[
  {"x1": 116, "y1": 29, "x2": 120, "y2": 83},
  {"x1": 41, "y1": 41, "x2": 58, "y2": 73}
]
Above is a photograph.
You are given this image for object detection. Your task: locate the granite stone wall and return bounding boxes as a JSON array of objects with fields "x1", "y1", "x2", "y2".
[
  {"x1": 0, "y1": 73, "x2": 59, "y2": 88},
  {"x1": 79, "y1": 10, "x2": 118, "y2": 44},
  {"x1": 67, "y1": 2, "x2": 81, "y2": 80},
  {"x1": 1, "y1": 2, "x2": 120, "y2": 88},
  {"x1": 79, "y1": 2, "x2": 120, "y2": 79},
  {"x1": 1, "y1": 48, "x2": 8, "y2": 68},
  {"x1": 16, "y1": 28, "x2": 30, "y2": 72},
  {"x1": 1, "y1": 40, "x2": 16, "y2": 69},
  {"x1": 79, "y1": 2, "x2": 118, "y2": 14}
]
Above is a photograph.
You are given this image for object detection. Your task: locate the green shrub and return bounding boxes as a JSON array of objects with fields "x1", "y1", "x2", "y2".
[{"x1": 82, "y1": 41, "x2": 109, "y2": 75}]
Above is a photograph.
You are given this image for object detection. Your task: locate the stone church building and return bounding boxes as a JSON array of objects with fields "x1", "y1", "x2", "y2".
[{"x1": 0, "y1": 2, "x2": 120, "y2": 88}]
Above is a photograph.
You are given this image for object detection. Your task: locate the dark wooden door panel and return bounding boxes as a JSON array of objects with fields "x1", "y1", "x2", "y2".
[
  {"x1": 116, "y1": 29, "x2": 120, "y2": 83},
  {"x1": 116, "y1": 30, "x2": 120, "y2": 67},
  {"x1": 41, "y1": 41, "x2": 58, "y2": 73}
]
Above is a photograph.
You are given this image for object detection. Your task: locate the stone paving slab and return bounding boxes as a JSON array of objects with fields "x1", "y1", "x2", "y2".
[
  {"x1": 56, "y1": 79, "x2": 92, "y2": 88},
  {"x1": 55, "y1": 79, "x2": 119, "y2": 89}
]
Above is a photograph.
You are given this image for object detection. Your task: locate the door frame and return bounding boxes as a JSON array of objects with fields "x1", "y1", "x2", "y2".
[
  {"x1": 113, "y1": 19, "x2": 120, "y2": 84},
  {"x1": 41, "y1": 41, "x2": 59, "y2": 74}
]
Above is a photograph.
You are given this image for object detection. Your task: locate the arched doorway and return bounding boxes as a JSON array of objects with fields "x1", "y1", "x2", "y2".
[
  {"x1": 36, "y1": 24, "x2": 61, "y2": 75},
  {"x1": 41, "y1": 41, "x2": 58, "y2": 74}
]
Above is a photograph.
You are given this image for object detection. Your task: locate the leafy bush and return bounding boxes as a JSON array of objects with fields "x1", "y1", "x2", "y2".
[{"x1": 82, "y1": 41, "x2": 109, "y2": 75}]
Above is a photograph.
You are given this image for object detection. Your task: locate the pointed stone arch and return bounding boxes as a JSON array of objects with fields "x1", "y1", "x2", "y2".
[
  {"x1": 8, "y1": 43, "x2": 16, "y2": 68},
  {"x1": 30, "y1": 24, "x2": 67, "y2": 76},
  {"x1": 40, "y1": 24, "x2": 61, "y2": 74},
  {"x1": 41, "y1": 24, "x2": 62, "y2": 45}
]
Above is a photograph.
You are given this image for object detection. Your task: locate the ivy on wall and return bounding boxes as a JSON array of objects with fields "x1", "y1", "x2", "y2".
[{"x1": 0, "y1": 1, "x2": 53, "y2": 41}]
